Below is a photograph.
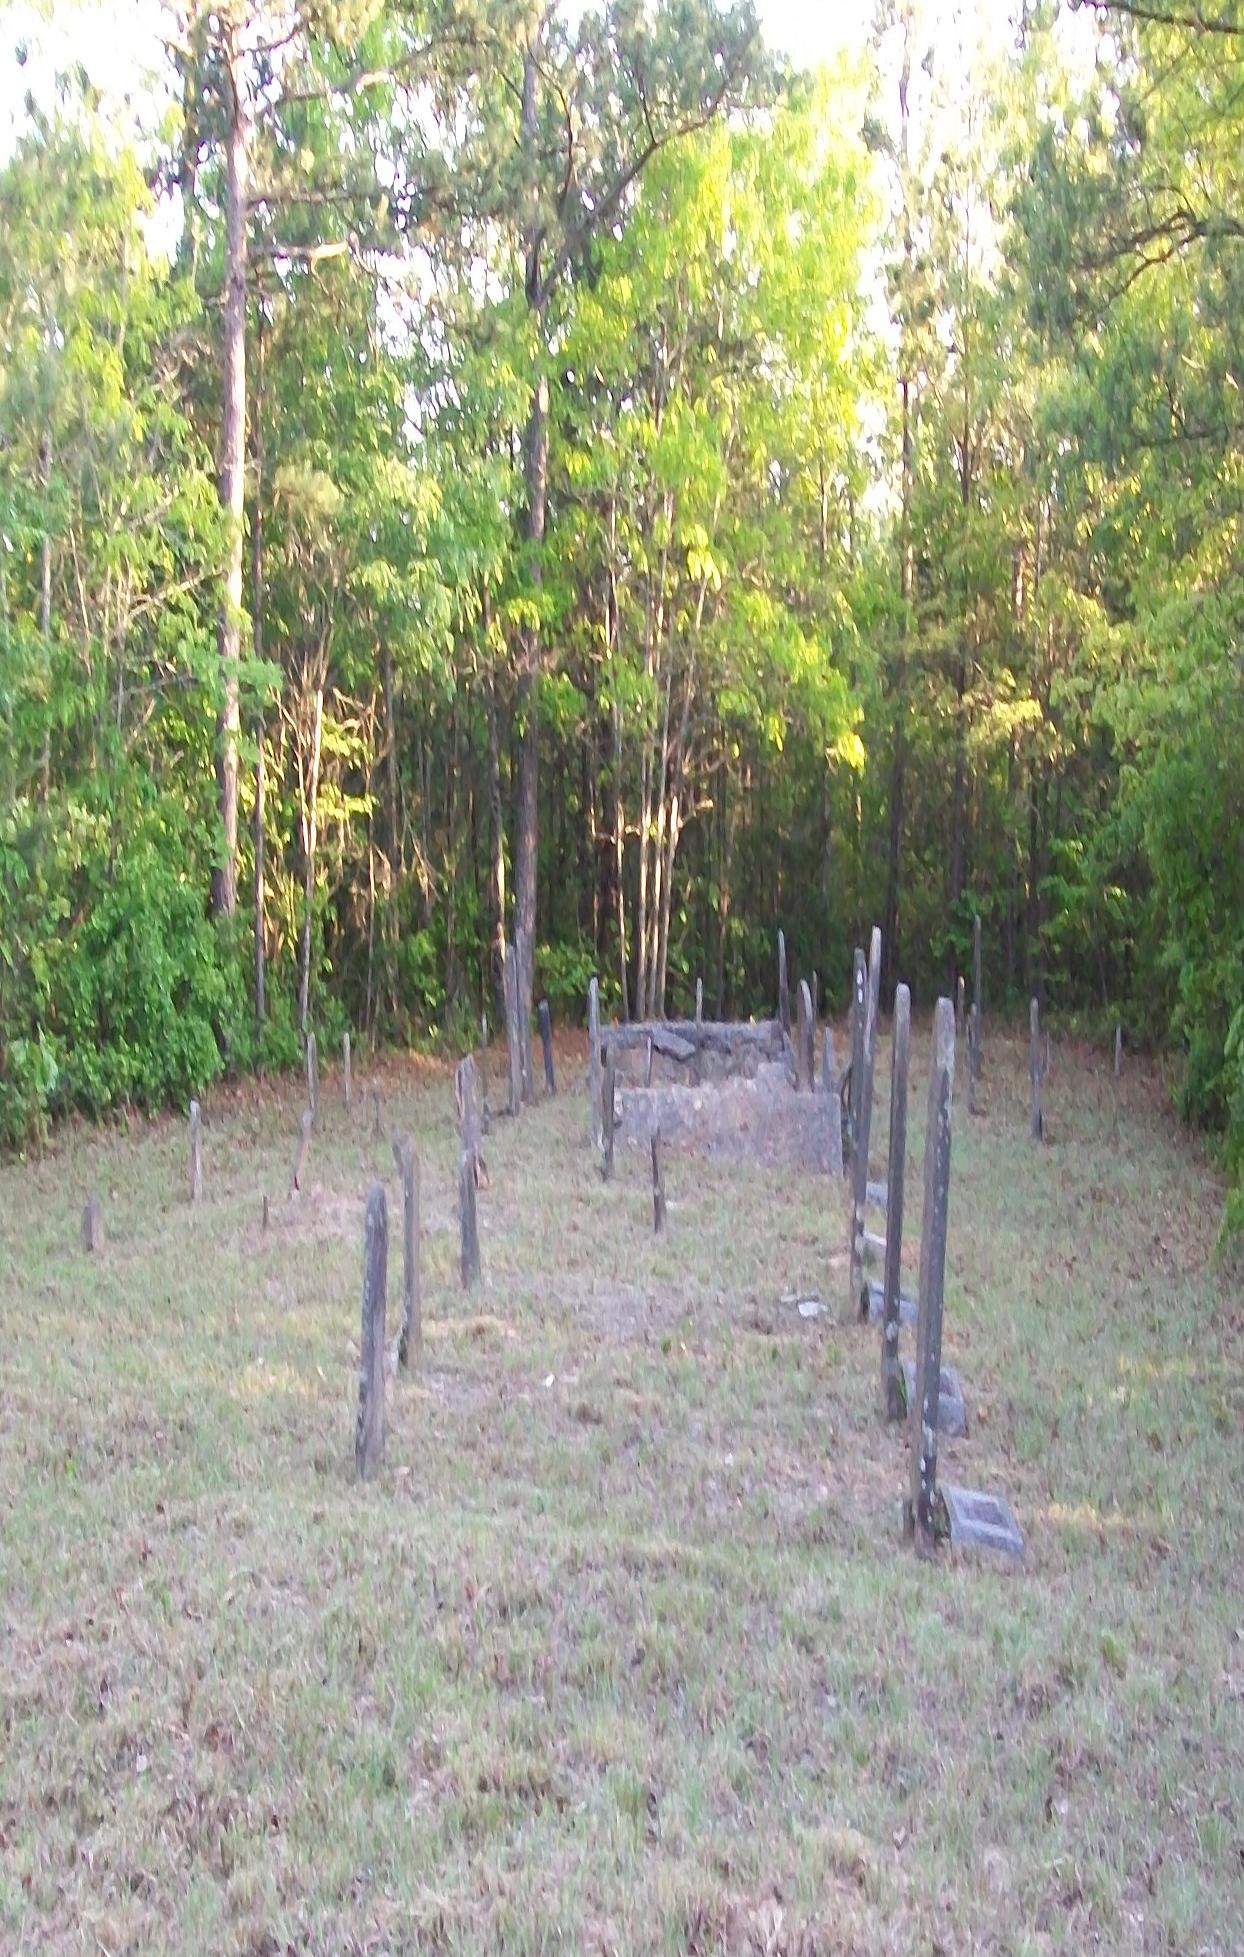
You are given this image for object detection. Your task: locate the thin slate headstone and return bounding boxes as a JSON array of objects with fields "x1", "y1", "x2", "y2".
[
  {"x1": 455, "y1": 1053, "x2": 483, "y2": 1185},
  {"x1": 860, "y1": 1277, "x2": 916, "y2": 1327},
  {"x1": 305, "y1": 1031, "x2": 318, "y2": 1123},
  {"x1": 941, "y1": 1483, "x2": 1024, "y2": 1559},
  {"x1": 356, "y1": 1182, "x2": 387, "y2": 1480},
  {"x1": 188, "y1": 1099, "x2": 203, "y2": 1204},
  {"x1": 867, "y1": 924, "x2": 882, "y2": 1039},
  {"x1": 847, "y1": 958, "x2": 879, "y2": 1310},
  {"x1": 880, "y1": 984, "x2": 911, "y2": 1424},
  {"x1": 695, "y1": 976, "x2": 703, "y2": 1024},
  {"x1": 796, "y1": 979, "x2": 815, "y2": 1092},
  {"x1": 822, "y1": 1027, "x2": 844, "y2": 1179},
  {"x1": 81, "y1": 1196, "x2": 103, "y2": 1253},
  {"x1": 846, "y1": 947, "x2": 867, "y2": 1170},
  {"x1": 342, "y1": 1030, "x2": 352, "y2": 1109},
  {"x1": 955, "y1": 974, "x2": 965, "y2": 1037},
  {"x1": 538, "y1": 998, "x2": 556, "y2": 1094},
  {"x1": 503, "y1": 940, "x2": 523, "y2": 1118},
  {"x1": 651, "y1": 1133, "x2": 666, "y2": 1235},
  {"x1": 291, "y1": 1107, "x2": 313, "y2": 1193},
  {"x1": 777, "y1": 929, "x2": 790, "y2": 1037},
  {"x1": 906, "y1": 997, "x2": 956, "y2": 1555},
  {"x1": 602, "y1": 1050, "x2": 618, "y2": 1181},
  {"x1": 392, "y1": 1136, "x2": 420, "y2": 1369},
  {"x1": 1030, "y1": 996, "x2": 1044, "y2": 1141},
  {"x1": 587, "y1": 976, "x2": 603, "y2": 1153},
  {"x1": 459, "y1": 1146, "x2": 481, "y2": 1289},
  {"x1": 899, "y1": 1355, "x2": 968, "y2": 1438}
]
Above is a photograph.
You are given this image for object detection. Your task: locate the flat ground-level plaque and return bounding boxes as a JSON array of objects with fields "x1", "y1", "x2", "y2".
[
  {"x1": 941, "y1": 1483, "x2": 1024, "y2": 1559},
  {"x1": 900, "y1": 1355, "x2": 968, "y2": 1437},
  {"x1": 860, "y1": 1277, "x2": 916, "y2": 1327}
]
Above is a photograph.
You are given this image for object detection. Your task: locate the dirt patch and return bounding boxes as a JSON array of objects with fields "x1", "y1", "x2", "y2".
[{"x1": 614, "y1": 1061, "x2": 837, "y2": 1171}]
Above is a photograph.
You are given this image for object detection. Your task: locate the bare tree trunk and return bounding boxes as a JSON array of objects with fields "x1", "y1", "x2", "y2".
[
  {"x1": 485, "y1": 656, "x2": 507, "y2": 1028},
  {"x1": 251, "y1": 312, "x2": 266, "y2": 1024},
  {"x1": 298, "y1": 685, "x2": 324, "y2": 1033},
  {"x1": 211, "y1": 23, "x2": 247, "y2": 919},
  {"x1": 514, "y1": 40, "x2": 547, "y2": 1040}
]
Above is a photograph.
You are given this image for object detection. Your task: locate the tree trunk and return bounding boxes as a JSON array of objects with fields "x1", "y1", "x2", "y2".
[
  {"x1": 485, "y1": 655, "x2": 507, "y2": 1028},
  {"x1": 251, "y1": 311, "x2": 266, "y2": 1024},
  {"x1": 211, "y1": 24, "x2": 247, "y2": 920},
  {"x1": 515, "y1": 41, "x2": 547, "y2": 1037},
  {"x1": 298, "y1": 685, "x2": 324, "y2": 1034}
]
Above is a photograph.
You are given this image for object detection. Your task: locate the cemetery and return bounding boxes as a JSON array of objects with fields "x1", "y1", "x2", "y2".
[{"x1": 3, "y1": 927, "x2": 1241, "y2": 1956}]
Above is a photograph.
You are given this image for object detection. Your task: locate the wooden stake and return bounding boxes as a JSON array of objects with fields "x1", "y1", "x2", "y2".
[
  {"x1": 459, "y1": 1147, "x2": 481, "y2": 1289},
  {"x1": 80, "y1": 1196, "x2": 103, "y2": 1252},
  {"x1": 538, "y1": 998, "x2": 556, "y2": 1094}
]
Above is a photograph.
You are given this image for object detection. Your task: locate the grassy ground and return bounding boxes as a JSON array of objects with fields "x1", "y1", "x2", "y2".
[{"x1": 1, "y1": 1020, "x2": 1242, "y2": 1956}]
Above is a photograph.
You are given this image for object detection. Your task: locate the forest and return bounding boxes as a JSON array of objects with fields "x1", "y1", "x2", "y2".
[{"x1": 0, "y1": 0, "x2": 1240, "y2": 1227}]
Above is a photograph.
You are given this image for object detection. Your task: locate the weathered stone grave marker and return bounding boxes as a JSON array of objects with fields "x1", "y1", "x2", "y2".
[
  {"x1": 291, "y1": 1108, "x2": 313, "y2": 1193},
  {"x1": 778, "y1": 929, "x2": 790, "y2": 1037},
  {"x1": 81, "y1": 1195, "x2": 104, "y2": 1252},
  {"x1": 847, "y1": 953, "x2": 878, "y2": 1309},
  {"x1": 459, "y1": 1146, "x2": 481, "y2": 1289},
  {"x1": 455, "y1": 1053, "x2": 483, "y2": 1186},
  {"x1": 1030, "y1": 996, "x2": 1044, "y2": 1141},
  {"x1": 538, "y1": 998, "x2": 556, "y2": 1094},
  {"x1": 342, "y1": 1031, "x2": 352, "y2": 1109},
  {"x1": 602, "y1": 1049, "x2": 618, "y2": 1181},
  {"x1": 695, "y1": 976, "x2": 703, "y2": 1024},
  {"x1": 822, "y1": 1026, "x2": 844, "y2": 1179},
  {"x1": 796, "y1": 978, "x2": 815, "y2": 1092},
  {"x1": 651, "y1": 1133, "x2": 666, "y2": 1234},
  {"x1": 905, "y1": 996, "x2": 955, "y2": 1555},
  {"x1": 955, "y1": 974, "x2": 965, "y2": 1037},
  {"x1": 587, "y1": 976, "x2": 603, "y2": 1153},
  {"x1": 356, "y1": 1182, "x2": 387, "y2": 1480},
  {"x1": 391, "y1": 1136, "x2": 420, "y2": 1368},
  {"x1": 879, "y1": 985, "x2": 912, "y2": 1423},
  {"x1": 940, "y1": 1483, "x2": 1024, "y2": 1557},
  {"x1": 846, "y1": 947, "x2": 867, "y2": 1171},
  {"x1": 188, "y1": 1099, "x2": 203, "y2": 1204}
]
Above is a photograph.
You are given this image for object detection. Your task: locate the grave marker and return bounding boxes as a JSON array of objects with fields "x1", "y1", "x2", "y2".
[
  {"x1": 846, "y1": 947, "x2": 867, "y2": 1169},
  {"x1": 392, "y1": 1136, "x2": 420, "y2": 1369},
  {"x1": 880, "y1": 984, "x2": 911, "y2": 1424},
  {"x1": 777, "y1": 929, "x2": 790, "y2": 1037},
  {"x1": 81, "y1": 1196, "x2": 103, "y2": 1252},
  {"x1": 602, "y1": 1050, "x2": 618, "y2": 1181},
  {"x1": 371, "y1": 1087, "x2": 383, "y2": 1140},
  {"x1": 538, "y1": 998, "x2": 556, "y2": 1094},
  {"x1": 356, "y1": 1182, "x2": 387, "y2": 1480},
  {"x1": 955, "y1": 975, "x2": 965, "y2": 1037},
  {"x1": 1114, "y1": 1022, "x2": 1123, "y2": 1078},
  {"x1": 822, "y1": 1026, "x2": 844, "y2": 1178},
  {"x1": 867, "y1": 924, "x2": 882, "y2": 1036},
  {"x1": 847, "y1": 957, "x2": 878, "y2": 1307},
  {"x1": 455, "y1": 1053, "x2": 483, "y2": 1185},
  {"x1": 695, "y1": 976, "x2": 703, "y2": 1024},
  {"x1": 796, "y1": 979, "x2": 815, "y2": 1091},
  {"x1": 291, "y1": 1108, "x2": 313, "y2": 1193},
  {"x1": 587, "y1": 976, "x2": 603, "y2": 1153},
  {"x1": 342, "y1": 1030, "x2": 352, "y2": 1109},
  {"x1": 459, "y1": 1146, "x2": 481, "y2": 1288},
  {"x1": 189, "y1": 1099, "x2": 203, "y2": 1204},
  {"x1": 906, "y1": 997, "x2": 955, "y2": 1555}
]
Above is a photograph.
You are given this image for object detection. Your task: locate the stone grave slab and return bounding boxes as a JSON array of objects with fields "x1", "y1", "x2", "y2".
[
  {"x1": 860, "y1": 1277, "x2": 917, "y2": 1327},
  {"x1": 900, "y1": 1355, "x2": 968, "y2": 1438},
  {"x1": 941, "y1": 1483, "x2": 1024, "y2": 1559}
]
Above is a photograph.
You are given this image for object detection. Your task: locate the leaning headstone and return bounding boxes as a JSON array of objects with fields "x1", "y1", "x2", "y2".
[
  {"x1": 796, "y1": 979, "x2": 815, "y2": 1092},
  {"x1": 602, "y1": 1050, "x2": 617, "y2": 1181},
  {"x1": 651, "y1": 1133, "x2": 666, "y2": 1234},
  {"x1": 846, "y1": 947, "x2": 867, "y2": 1170},
  {"x1": 821, "y1": 1027, "x2": 844, "y2": 1179},
  {"x1": 342, "y1": 1030, "x2": 352, "y2": 1109},
  {"x1": 80, "y1": 1196, "x2": 104, "y2": 1253},
  {"x1": 455, "y1": 1053, "x2": 483, "y2": 1184},
  {"x1": 777, "y1": 929, "x2": 790, "y2": 1038},
  {"x1": 459, "y1": 1146, "x2": 481, "y2": 1289},
  {"x1": 847, "y1": 959, "x2": 878, "y2": 1308},
  {"x1": 503, "y1": 940, "x2": 523, "y2": 1118},
  {"x1": 905, "y1": 997, "x2": 955, "y2": 1555},
  {"x1": 587, "y1": 976, "x2": 603, "y2": 1153},
  {"x1": 538, "y1": 998, "x2": 556, "y2": 1095},
  {"x1": 516, "y1": 925, "x2": 535, "y2": 1105},
  {"x1": 188, "y1": 1099, "x2": 203, "y2": 1204},
  {"x1": 305, "y1": 1031, "x2": 318, "y2": 1122},
  {"x1": 879, "y1": 984, "x2": 911, "y2": 1424},
  {"x1": 356, "y1": 1182, "x2": 387, "y2": 1480},
  {"x1": 291, "y1": 1108, "x2": 313, "y2": 1193},
  {"x1": 1030, "y1": 996, "x2": 1044, "y2": 1141},
  {"x1": 392, "y1": 1136, "x2": 420, "y2": 1369}
]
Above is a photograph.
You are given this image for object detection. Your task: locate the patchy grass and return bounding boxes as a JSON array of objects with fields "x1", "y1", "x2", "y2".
[{"x1": 1, "y1": 1021, "x2": 1242, "y2": 1956}]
